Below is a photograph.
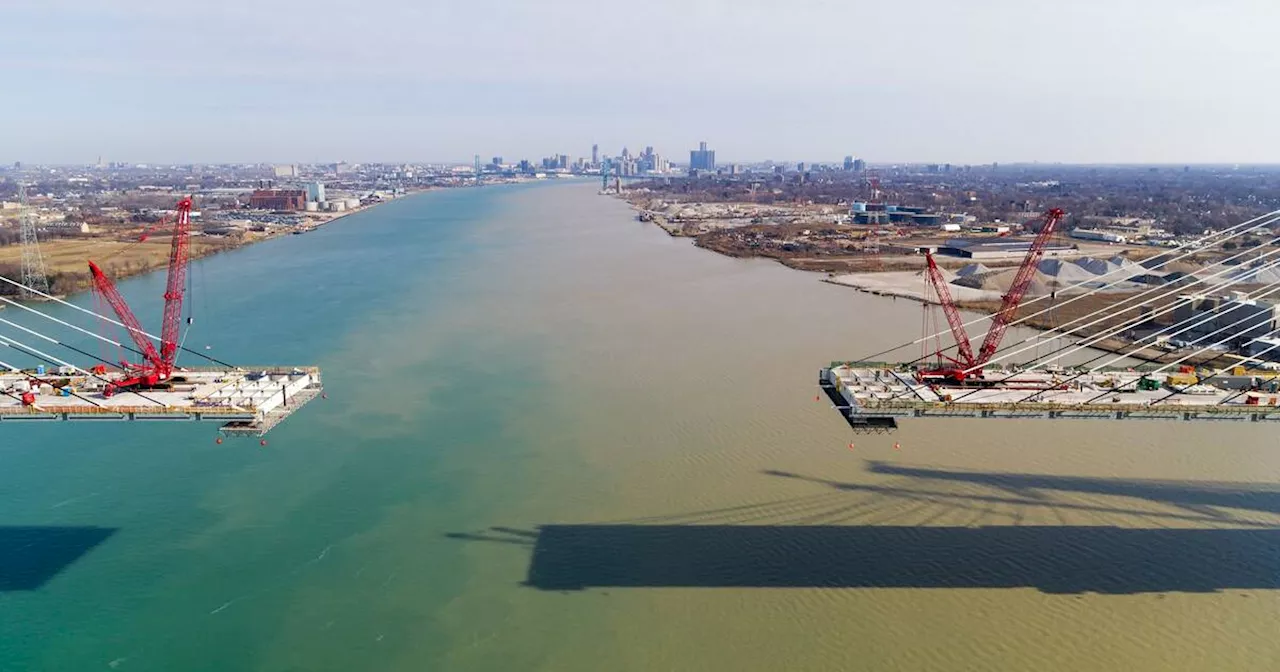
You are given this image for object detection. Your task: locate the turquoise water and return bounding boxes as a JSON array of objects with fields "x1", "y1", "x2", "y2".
[
  {"x1": 0, "y1": 185, "x2": 569, "y2": 670},
  {"x1": 3, "y1": 182, "x2": 1280, "y2": 671}
]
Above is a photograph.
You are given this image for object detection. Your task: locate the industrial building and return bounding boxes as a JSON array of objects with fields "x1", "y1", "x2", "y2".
[
  {"x1": 1247, "y1": 337, "x2": 1280, "y2": 363},
  {"x1": 937, "y1": 237, "x2": 1075, "y2": 259},
  {"x1": 1071, "y1": 228, "x2": 1129, "y2": 244},
  {"x1": 249, "y1": 189, "x2": 307, "y2": 211},
  {"x1": 1171, "y1": 293, "x2": 1278, "y2": 345},
  {"x1": 305, "y1": 181, "x2": 325, "y2": 203},
  {"x1": 849, "y1": 204, "x2": 942, "y2": 226}
]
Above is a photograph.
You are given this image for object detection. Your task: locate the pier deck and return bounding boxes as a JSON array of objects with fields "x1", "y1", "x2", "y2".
[
  {"x1": 0, "y1": 367, "x2": 322, "y2": 436},
  {"x1": 821, "y1": 363, "x2": 1280, "y2": 430}
]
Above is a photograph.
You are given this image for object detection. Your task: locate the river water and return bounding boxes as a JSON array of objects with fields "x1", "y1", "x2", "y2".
[{"x1": 2, "y1": 182, "x2": 1279, "y2": 671}]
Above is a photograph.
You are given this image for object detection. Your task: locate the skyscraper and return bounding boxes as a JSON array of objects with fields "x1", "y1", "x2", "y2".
[
  {"x1": 689, "y1": 141, "x2": 715, "y2": 171},
  {"x1": 591, "y1": 144, "x2": 599, "y2": 166}
]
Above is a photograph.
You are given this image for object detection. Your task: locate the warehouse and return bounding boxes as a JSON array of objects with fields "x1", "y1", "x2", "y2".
[{"x1": 937, "y1": 237, "x2": 1075, "y2": 260}]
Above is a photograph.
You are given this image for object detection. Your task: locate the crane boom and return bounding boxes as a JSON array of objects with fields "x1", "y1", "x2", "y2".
[
  {"x1": 923, "y1": 251, "x2": 975, "y2": 366},
  {"x1": 158, "y1": 198, "x2": 192, "y2": 376},
  {"x1": 87, "y1": 260, "x2": 163, "y2": 372},
  {"x1": 974, "y1": 208, "x2": 1065, "y2": 366},
  {"x1": 85, "y1": 196, "x2": 194, "y2": 390}
]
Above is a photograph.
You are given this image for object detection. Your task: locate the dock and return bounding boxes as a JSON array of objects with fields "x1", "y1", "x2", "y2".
[
  {"x1": 0, "y1": 367, "x2": 322, "y2": 437},
  {"x1": 820, "y1": 363, "x2": 1280, "y2": 431}
]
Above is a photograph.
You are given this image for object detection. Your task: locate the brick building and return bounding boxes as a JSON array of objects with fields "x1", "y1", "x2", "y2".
[{"x1": 249, "y1": 189, "x2": 307, "y2": 210}]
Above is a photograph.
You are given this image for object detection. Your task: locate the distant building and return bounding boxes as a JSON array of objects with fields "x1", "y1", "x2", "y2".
[
  {"x1": 491, "y1": 156, "x2": 503, "y2": 167},
  {"x1": 249, "y1": 189, "x2": 306, "y2": 211},
  {"x1": 273, "y1": 164, "x2": 298, "y2": 178},
  {"x1": 1175, "y1": 294, "x2": 1278, "y2": 345},
  {"x1": 939, "y1": 237, "x2": 1074, "y2": 260},
  {"x1": 305, "y1": 181, "x2": 325, "y2": 203},
  {"x1": 591, "y1": 144, "x2": 599, "y2": 166},
  {"x1": 557, "y1": 154, "x2": 569, "y2": 170},
  {"x1": 853, "y1": 158, "x2": 866, "y2": 172},
  {"x1": 1247, "y1": 336, "x2": 1280, "y2": 362},
  {"x1": 843, "y1": 156, "x2": 855, "y2": 170},
  {"x1": 689, "y1": 141, "x2": 715, "y2": 171},
  {"x1": 1071, "y1": 229, "x2": 1128, "y2": 244}
]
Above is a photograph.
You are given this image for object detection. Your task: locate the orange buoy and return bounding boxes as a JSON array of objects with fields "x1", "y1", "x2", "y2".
[
  {"x1": 848, "y1": 442, "x2": 855, "y2": 451},
  {"x1": 893, "y1": 442, "x2": 901, "y2": 451},
  {"x1": 215, "y1": 437, "x2": 223, "y2": 445},
  {"x1": 815, "y1": 394, "x2": 820, "y2": 401},
  {"x1": 259, "y1": 439, "x2": 267, "y2": 447}
]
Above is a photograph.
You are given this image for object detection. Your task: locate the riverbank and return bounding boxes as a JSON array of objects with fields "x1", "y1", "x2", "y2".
[
  {"x1": 0, "y1": 190, "x2": 421, "y2": 299},
  {"x1": 617, "y1": 192, "x2": 1243, "y2": 370}
]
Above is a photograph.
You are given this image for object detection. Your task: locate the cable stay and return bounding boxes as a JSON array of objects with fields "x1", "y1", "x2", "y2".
[{"x1": 854, "y1": 209, "x2": 1280, "y2": 366}]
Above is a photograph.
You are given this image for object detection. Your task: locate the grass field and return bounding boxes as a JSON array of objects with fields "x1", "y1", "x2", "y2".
[{"x1": 0, "y1": 233, "x2": 242, "y2": 295}]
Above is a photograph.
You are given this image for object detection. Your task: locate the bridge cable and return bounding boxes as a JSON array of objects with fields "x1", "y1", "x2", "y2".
[{"x1": 851, "y1": 209, "x2": 1280, "y2": 365}]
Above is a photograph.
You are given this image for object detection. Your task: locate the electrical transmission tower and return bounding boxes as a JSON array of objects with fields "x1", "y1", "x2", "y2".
[{"x1": 17, "y1": 184, "x2": 51, "y2": 300}]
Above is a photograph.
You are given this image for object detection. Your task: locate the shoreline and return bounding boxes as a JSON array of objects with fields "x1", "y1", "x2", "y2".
[
  {"x1": 5, "y1": 189, "x2": 425, "y2": 301},
  {"x1": 616, "y1": 192, "x2": 1239, "y2": 370}
]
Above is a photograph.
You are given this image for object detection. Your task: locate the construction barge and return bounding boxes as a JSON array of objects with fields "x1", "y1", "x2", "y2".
[
  {"x1": 820, "y1": 363, "x2": 1280, "y2": 432},
  {"x1": 0, "y1": 366, "x2": 322, "y2": 437}
]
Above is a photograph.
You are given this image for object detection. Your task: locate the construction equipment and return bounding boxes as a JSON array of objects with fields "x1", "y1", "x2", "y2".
[
  {"x1": 919, "y1": 208, "x2": 1065, "y2": 383},
  {"x1": 86, "y1": 197, "x2": 193, "y2": 396}
]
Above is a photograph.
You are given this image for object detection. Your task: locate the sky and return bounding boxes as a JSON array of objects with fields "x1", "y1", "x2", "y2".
[{"x1": 5, "y1": 0, "x2": 1280, "y2": 165}]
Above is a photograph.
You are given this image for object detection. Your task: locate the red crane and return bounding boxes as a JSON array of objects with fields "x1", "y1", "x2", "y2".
[
  {"x1": 920, "y1": 208, "x2": 1065, "y2": 383},
  {"x1": 88, "y1": 197, "x2": 193, "y2": 395}
]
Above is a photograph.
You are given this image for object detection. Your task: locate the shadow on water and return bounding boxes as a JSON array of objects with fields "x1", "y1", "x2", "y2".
[
  {"x1": 862, "y1": 461, "x2": 1280, "y2": 517},
  {"x1": 446, "y1": 464, "x2": 1280, "y2": 594},
  {"x1": 521, "y1": 525, "x2": 1280, "y2": 594},
  {"x1": 0, "y1": 526, "x2": 116, "y2": 591}
]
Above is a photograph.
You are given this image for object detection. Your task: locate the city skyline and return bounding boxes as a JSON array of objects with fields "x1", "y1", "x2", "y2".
[{"x1": 6, "y1": 0, "x2": 1280, "y2": 164}]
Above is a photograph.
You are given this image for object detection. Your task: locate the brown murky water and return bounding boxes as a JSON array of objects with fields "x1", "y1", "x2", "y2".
[{"x1": 435, "y1": 183, "x2": 1280, "y2": 672}]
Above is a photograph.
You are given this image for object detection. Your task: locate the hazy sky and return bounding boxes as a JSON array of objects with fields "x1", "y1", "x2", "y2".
[{"x1": 6, "y1": 0, "x2": 1280, "y2": 165}]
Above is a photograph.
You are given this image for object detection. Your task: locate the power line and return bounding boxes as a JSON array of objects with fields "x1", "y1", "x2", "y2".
[{"x1": 0, "y1": 274, "x2": 236, "y2": 370}]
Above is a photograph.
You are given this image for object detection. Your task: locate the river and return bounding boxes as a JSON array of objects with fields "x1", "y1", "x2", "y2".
[{"x1": 1, "y1": 181, "x2": 1278, "y2": 671}]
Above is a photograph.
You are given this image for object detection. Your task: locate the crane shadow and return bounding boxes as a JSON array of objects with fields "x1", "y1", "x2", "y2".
[
  {"x1": 0, "y1": 526, "x2": 116, "y2": 591},
  {"x1": 861, "y1": 461, "x2": 1280, "y2": 518},
  {"x1": 447, "y1": 464, "x2": 1280, "y2": 594}
]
